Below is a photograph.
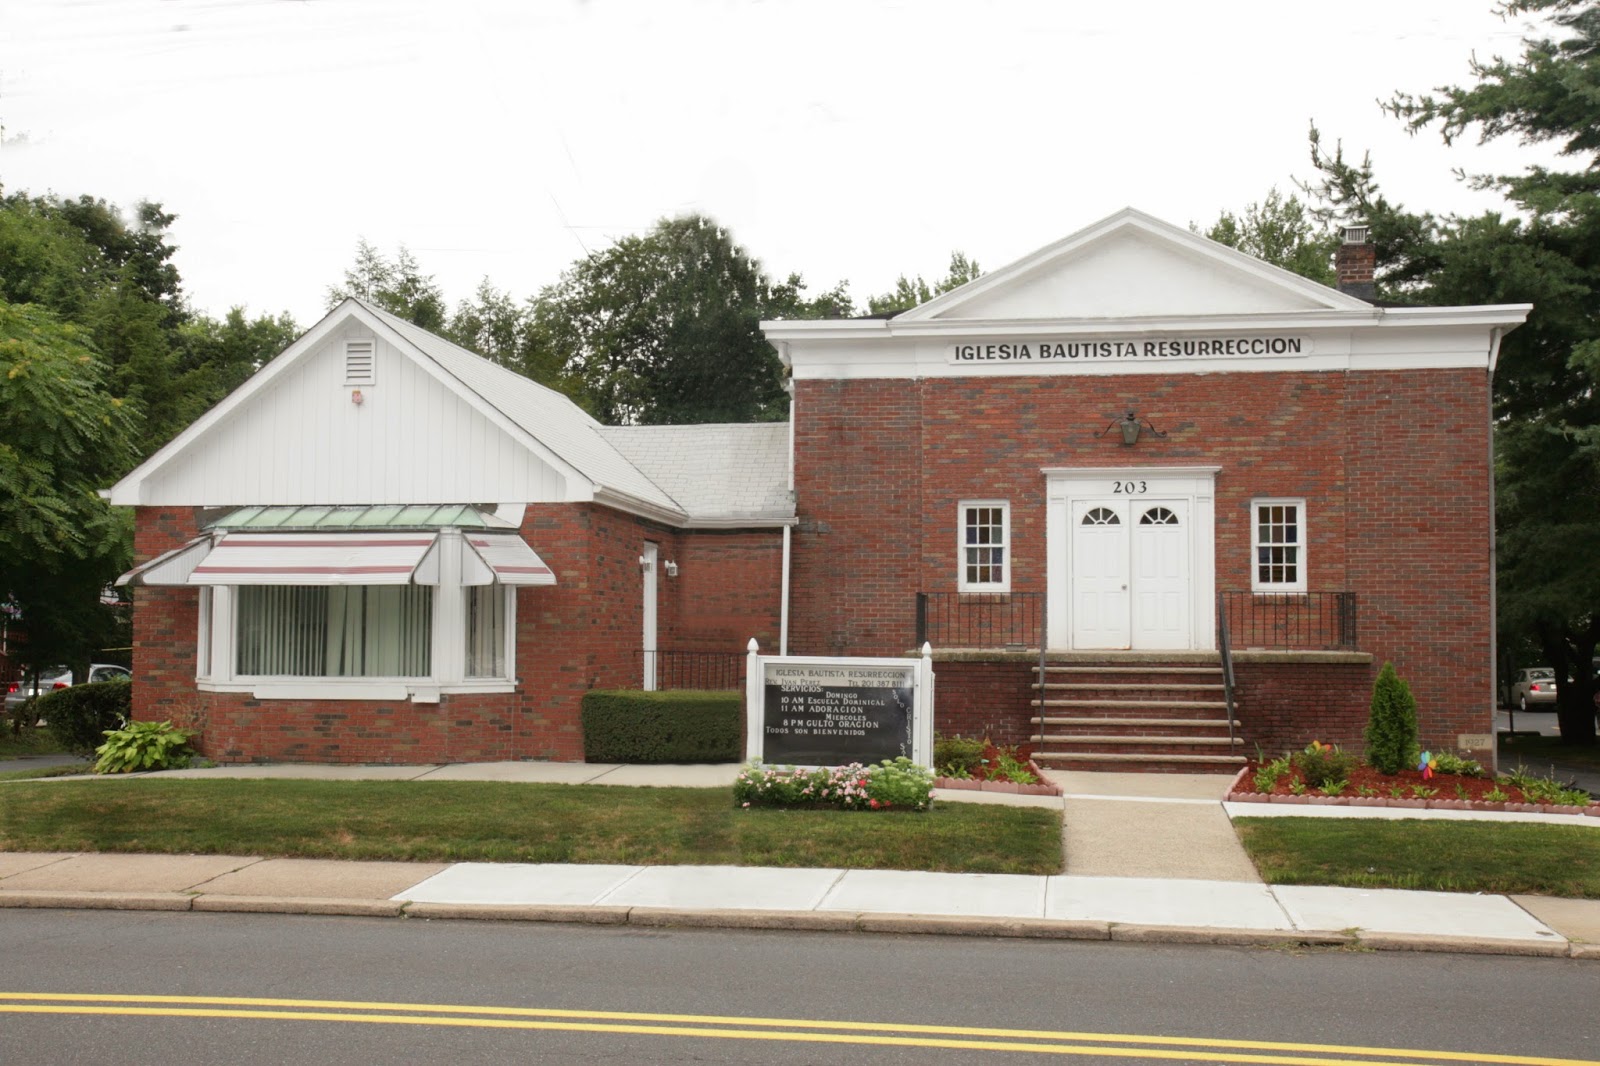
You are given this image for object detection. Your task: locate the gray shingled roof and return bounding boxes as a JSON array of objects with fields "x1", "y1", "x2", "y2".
[{"x1": 601, "y1": 424, "x2": 794, "y2": 525}]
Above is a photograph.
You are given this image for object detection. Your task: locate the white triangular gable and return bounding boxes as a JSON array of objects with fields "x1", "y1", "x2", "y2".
[
  {"x1": 109, "y1": 302, "x2": 591, "y2": 507},
  {"x1": 897, "y1": 208, "x2": 1372, "y2": 322}
]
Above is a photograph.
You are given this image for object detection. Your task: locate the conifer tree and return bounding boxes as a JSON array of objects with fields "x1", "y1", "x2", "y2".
[{"x1": 1364, "y1": 662, "x2": 1420, "y2": 775}]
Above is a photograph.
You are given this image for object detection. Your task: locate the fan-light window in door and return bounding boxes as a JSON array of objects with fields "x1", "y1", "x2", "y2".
[
  {"x1": 1081, "y1": 507, "x2": 1120, "y2": 525},
  {"x1": 1139, "y1": 506, "x2": 1179, "y2": 526}
]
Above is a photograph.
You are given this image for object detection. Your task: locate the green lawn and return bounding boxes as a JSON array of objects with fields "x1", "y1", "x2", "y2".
[
  {"x1": 1499, "y1": 732, "x2": 1600, "y2": 774},
  {"x1": 0, "y1": 779, "x2": 1063, "y2": 875},
  {"x1": 1236, "y1": 817, "x2": 1600, "y2": 898}
]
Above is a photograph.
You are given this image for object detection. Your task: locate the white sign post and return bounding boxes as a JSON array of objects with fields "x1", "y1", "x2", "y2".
[{"x1": 744, "y1": 639, "x2": 934, "y2": 769}]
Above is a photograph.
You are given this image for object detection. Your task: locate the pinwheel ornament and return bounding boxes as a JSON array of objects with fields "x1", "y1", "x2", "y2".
[{"x1": 1418, "y1": 751, "x2": 1435, "y2": 780}]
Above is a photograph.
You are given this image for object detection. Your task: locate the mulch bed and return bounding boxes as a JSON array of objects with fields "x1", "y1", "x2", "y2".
[
  {"x1": 934, "y1": 742, "x2": 1061, "y2": 797},
  {"x1": 1229, "y1": 763, "x2": 1600, "y2": 815}
]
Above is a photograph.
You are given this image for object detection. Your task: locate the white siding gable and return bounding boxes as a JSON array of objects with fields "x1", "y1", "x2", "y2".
[
  {"x1": 143, "y1": 325, "x2": 572, "y2": 506},
  {"x1": 935, "y1": 228, "x2": 1333, "y2": 320}
]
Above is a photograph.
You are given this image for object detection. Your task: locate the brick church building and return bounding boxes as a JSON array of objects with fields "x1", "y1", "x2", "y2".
[{"x1": 114, "y1": 209, "x2": 1527, "y2": 768}]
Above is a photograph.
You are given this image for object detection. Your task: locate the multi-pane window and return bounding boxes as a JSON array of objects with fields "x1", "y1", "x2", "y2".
[
  {"x1": 959, "y1": 501, "x2": 1009, "y2": 591},
  {"x1": 1252, "y1": 499, "x2": 1306, "y2": 592}
]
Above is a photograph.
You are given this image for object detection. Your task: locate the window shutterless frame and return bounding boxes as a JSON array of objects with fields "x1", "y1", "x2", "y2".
[
  {"x1": 1250, "y1": 498, "x2": 1307, "y2": 593},
  {"x1": 957, "y1": 500, "x2": 1010, "y2": 592}
]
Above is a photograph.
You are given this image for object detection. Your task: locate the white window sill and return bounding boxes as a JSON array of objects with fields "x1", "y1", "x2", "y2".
[{"x1": 196, "y1": 679, "x2": 517, "y2": 701}]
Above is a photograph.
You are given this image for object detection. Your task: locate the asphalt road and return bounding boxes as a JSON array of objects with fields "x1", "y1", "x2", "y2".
[{"x1": 2, "y1": 910, "x2": 1595, "y2": 1065}]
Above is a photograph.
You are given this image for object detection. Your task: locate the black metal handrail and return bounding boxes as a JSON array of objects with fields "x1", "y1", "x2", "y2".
[
  {"x1": 1216, "y1": 591, "x2": 1357, "y2": 651},
  {"x1": 1216, "y1": 595, "x2": 1237, "y2": 750},
  {"x1": 915, "y1": 591, "x2": 1044, "y2": 650},
  {"x1": 636, "y1": 650, "x2": 746, "y2": 691}
]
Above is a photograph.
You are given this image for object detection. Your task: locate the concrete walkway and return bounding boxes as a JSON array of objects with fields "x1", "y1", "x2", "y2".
[{"x1": 2, "y1": 761, "x2": 1597, "y2": 959}]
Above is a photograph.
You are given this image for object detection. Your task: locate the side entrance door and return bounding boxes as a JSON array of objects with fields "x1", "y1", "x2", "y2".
[
  {"x1": 641, "y1": 542, "x2": 659, "y2": 690},
  {"x1": 1070, "y1": 498, "x2": 1190, "y2": 650}
]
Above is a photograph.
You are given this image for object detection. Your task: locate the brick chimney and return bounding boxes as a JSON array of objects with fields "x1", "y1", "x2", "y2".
[{"x1": 1335, "y1": 224, "x2": 1376, "y2": 302}]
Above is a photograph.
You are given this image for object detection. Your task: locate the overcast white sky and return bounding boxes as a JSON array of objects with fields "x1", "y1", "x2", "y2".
[{"x1": 1, "y1": 0, "x2": 1550, "y2": 326}]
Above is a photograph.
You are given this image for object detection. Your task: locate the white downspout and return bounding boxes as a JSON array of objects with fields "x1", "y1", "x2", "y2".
[
  {"x1": 781, "y1": 524, "x2": 792, "y2": 656},
  {"x1": 781, "y1": 371, "x2": 795, "y2": 656},
  {"x1": 1486, "y1": 327, "x2": 1504, "y2": 772}
]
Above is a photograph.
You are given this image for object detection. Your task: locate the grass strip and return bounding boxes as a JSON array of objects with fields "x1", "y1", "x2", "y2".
[
  {"x1": 0, "y1": 779, "x2": 1063, "y2": 875},
  {"x1": 1235, "y1": 817, "x2": 1600, "y2": 898}
]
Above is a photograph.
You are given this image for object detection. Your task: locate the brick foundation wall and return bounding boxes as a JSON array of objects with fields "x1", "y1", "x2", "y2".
[
  {"x1": 130, "y1": 504, "x2": 782, "y2": 764},
  {"x1": 1231, "y1": 659, "x2": 1376, "y2": 756},
  {"x1": 930, "y1": 660, "x2": 1036, "y2": 746}
]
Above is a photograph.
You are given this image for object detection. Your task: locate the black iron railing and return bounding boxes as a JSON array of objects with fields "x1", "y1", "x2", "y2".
[
  {"x1": 915, "y1": 592, "x2": 1044, "y2": 650},
  {"x1": 1216, "y1": 591, "x2": 1357, "y2": 651},
  {"x1": 636, "y1": 650, "x2": 746, "y2": 691},
  {"x1": 1216, "y1": 595, "x2": 1238, "y2": 749}
]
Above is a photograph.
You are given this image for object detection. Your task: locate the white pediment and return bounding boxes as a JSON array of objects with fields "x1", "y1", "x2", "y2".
[
  {"x1": 109, "y1": 303, "x2": 590, "y2": 507},
  {"x1": 899, "y1": 208, "x2": 1371, "y2": 322}
]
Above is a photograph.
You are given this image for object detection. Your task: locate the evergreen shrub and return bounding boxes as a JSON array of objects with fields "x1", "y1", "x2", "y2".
[
  {"x1": 40, "y1": 679, "x2": 131, "y2": 758},
  {"x1": 580, "y1": 689, "x2": 741, "y2": 763},
  {"x1": 1363, "y1": 661, "x2": 1419, "y2": 775}
]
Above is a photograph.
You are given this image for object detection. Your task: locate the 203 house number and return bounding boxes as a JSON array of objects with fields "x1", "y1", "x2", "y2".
[{"x1": 1112, "y1": 480, "x2": 1149, "y2": 494}]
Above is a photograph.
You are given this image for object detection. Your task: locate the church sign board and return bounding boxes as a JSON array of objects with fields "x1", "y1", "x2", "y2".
[{"x1": 743, "y1": 641, "x2": 934, "y2": 768}]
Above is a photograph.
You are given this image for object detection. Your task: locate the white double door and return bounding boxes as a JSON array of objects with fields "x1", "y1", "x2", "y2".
[{"x1": 1070, "y1": 497, "x2": 1190, "y2": 650}]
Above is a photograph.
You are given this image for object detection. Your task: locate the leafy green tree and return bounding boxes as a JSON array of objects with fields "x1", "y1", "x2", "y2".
[
  {"x1": 176, "y1": 307, "x2": 301, "y2": 411},
  {"x1": 326, "y1": 240, "x2": 448, "y2": 332},
  {"x1": 1364, "y1": 662, "x2": 1421, "y2": 774},
  {"x1": 0, "y1": 300, "x2": 140, "y2": 687},
  {"x1": 1201, "y1": 188, "x2": 1338, "y2": 286},
  {"x1": 866, "y1": 252, "x2": 983, "y2": 315},
  {"x1": 529, "y1": 214, "x2": 827, "y2": 424},
  {"x1": 0, "y1": 191, "x2": 266, "y2": 456},
  {"x1": 1302, "y1": 0, "x2": 1600, "y2": 744},
  {"x1": 448, "y1": 278, "x2": 535, "y2": 373}
]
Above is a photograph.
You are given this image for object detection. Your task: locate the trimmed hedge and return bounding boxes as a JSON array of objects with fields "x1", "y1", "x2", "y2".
[
  {"x1": 581, "y1": 689, "x2": 741, "y2": 764},
  {"x1": 40, "y1": 679, "x2": 132, "y2": 758}
]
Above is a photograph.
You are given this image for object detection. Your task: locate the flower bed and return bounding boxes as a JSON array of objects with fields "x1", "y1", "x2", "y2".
[
  {"x1": 1228, "y1": 754, "x2": 1600, "y2": 816},
  {"x1": 931, "y1": 737, "x2": 1061, "y2": 796}
]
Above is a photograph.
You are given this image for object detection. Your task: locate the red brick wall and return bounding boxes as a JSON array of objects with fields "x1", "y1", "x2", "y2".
[
  {"x1": 1232, "y1": 660, "x2": 1376, "y2": 756},
  {"x1": 130, "y1": 504, "x2": 781, "y2": 764},
  {"x1": 792, "y1": 367, "x2": 1492, "y2": 746},
  {"x1": 930, "y1": 661, "x2": 1036, "y2": 747}
]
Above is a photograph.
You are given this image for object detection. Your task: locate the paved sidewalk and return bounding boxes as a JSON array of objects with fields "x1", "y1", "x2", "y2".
[{"x1": 1, "y1": 761, "x2": 1596, "y2": 958}]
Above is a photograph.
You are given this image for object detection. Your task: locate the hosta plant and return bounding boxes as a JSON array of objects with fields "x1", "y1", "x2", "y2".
[{"x1": 94, "y1": 719, "x2": 196, "y2": 774}]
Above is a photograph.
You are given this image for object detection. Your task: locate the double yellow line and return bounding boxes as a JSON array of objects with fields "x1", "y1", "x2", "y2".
[{"x1": 1, "y1": 993, "x2": 1593, "y2": 1065}]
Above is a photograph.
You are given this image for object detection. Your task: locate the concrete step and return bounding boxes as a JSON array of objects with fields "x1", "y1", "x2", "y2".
[
  {"x1": 1034, "y1": 751, "x2": 1247, "y2": 773},
  {"x1": 1032, "y1": 699, "x2": 1230, "y2": 711},
  {"x1": 1038, "y1": 735, "x2": 1244, "y2": 753},
  {"x1": 1032, "y1": 717, "x2": 1240, "y2": 738}
]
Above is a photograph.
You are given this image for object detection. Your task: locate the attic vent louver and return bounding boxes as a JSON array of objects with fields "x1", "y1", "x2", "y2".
[{"x1": 345, "y1": 339, "x2": 376, "y2": 385}]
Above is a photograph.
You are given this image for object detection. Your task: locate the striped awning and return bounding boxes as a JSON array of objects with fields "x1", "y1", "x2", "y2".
[
  {"x1": 188, "y1": 532, "x2": 440, "y2": 586},
  {"x1": 461, "y1": 533, "x2": 557, "y2": 586},
  {"x1": 117, "y1": 530, "x2": 558, "y2": 588},
  {"x1": 115, "y1": 536, "x2": 212, "y2": 587}
]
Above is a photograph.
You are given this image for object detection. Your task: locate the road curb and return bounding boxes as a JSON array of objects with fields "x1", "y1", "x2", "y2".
[
  {"x1": 1109, "y1": 924, "x2": 1355, "y2": 949},
  {"x1": 1, "y1": 891, "x2": 1593, "y2": 958},
  {"x1": 192, "y1": 895, "x2": 406, "y2": 917},
  {"x1": 0, "y1": 889, "x2": 193, "y2": 911}
]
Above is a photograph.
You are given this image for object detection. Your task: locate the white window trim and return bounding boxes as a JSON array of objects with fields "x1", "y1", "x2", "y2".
[
  {"x1": 957, "y1": 499, "x2": 1011, "y2": 593},
  {"x1": 194, "y1": 535, "x2": 519, "y2": 701},
  {"x1": 1250, "y1": 497, "x2": 1308, "y2": 593}
]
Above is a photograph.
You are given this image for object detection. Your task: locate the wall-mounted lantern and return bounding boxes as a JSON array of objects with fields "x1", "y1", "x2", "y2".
[
  {"x1": 1098, "y1": 410, "x2": 1167, "y2": 446},
  {"x1": 664, "y1": 561, "x2": 679, "y2": 578}
]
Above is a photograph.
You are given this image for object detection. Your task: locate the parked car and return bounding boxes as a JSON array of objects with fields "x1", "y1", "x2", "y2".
[
  {"x1": 1508, "y1": 667, "x2": 1558, "y2": 711},
  {"x1": 3, "y1": 664, "x2": 130, "y2": 713}
]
